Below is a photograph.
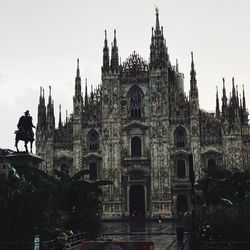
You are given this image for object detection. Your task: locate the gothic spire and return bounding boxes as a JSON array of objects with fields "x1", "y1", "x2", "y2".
[
  {"x1": 37, "y1": 86, "x2": 46, "y2": 130},
  {"x1": 76, "y1": 58, "x2": 80, "y2": 78},
  {"x1": 85, "y1": 78, "x2": 88, "y2": 107},
  {"x1": 58, "y1": 104, "x2": 62, "y2": 128},
  {"x1": 48, "y1": 85, "x2": 52, "y2": 105},
  {"x1": 114, "y1": 29, "x2": 117, "y2": 47},
  {"x1": 150, "y1": 8, "x2": 168, "y2": 69},
  {"x1": 42, "y1": 88, "x2": 45, "y2": 106},
  {"x1": 231, "y1": 77, "x2": 238, "y2": 118},
  {"x1": 222, "y1": 78, "x2": 228, "y2": 121},
  {"x1": 243, "y1": 85, "x2": 246, "y2": 111},
  {"x1": 222, "y1": 78, "x2": 226, "y2": 99},
  {"x1": 216, "y1": 86, "x2": 220, "y2": 118},
  {"x1": 191, "y1": 52, "x2": 195, "y2": 73},
  {"x1": 242, "y1": 84, "x2": 249, "y2": 125},
  {"x1": 111, "y1": 29, "x2": 119, "y2": 72},
  {"x1": 176, "y1": 59, "x2": 179, "y2": 73},
  {"x1": 232, "y1": 77, "x2": 236, "y2": 99},
  {"x1": 47, "y1": 85, "x2": 55, "y2": 131},
  {"x1": 190, "y1": 52, "x2": 198, "y2": 99},
  {"x1": 75, "y1": 58, "x2": 82, "y2": 97},
  {"x1": 236, "y1": 85, "x2": 239, "y2": 110},
  {"x1": 39, "y1": 86, "x2": 42, "y2": 103},
  {"x1": 102, "y1": 30, "x2": 110, "y2": 73},
  {"x1": 155, "y1": 6, "x2": 160, "y2": 34}
]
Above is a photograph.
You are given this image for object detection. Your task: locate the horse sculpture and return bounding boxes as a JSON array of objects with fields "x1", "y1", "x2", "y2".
[
  {"x1": 15, "y1": 129, "x2": 34, "y2": 153},
  {"x1": 15, "y1": 110, "x2": 35, "y2": 153}
]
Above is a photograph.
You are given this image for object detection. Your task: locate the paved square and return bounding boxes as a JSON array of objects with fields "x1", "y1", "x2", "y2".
[{"x1": 99, "y1": 221, "x2": 180, "y2": 250}]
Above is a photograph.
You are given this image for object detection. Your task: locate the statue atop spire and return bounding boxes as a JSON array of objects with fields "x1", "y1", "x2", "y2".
[
  {"x1": 150, "y1": 8, "x2": 168, "y2": 69},
  {"x1": 155, "y1": 6, "x2": 159, "y2": 14},
  {"x1": 155, "y1": 6, "x2": 160, "y2": 32}
]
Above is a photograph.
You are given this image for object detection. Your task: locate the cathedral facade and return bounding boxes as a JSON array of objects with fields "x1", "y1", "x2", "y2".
[{"x1": 36, "y1": 11, "x2": 250, "y2": 219}]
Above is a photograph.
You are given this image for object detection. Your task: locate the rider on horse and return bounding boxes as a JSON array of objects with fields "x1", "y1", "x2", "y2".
[{"x1": 17, "y1": 110, "x2": 35, "y2": 140}]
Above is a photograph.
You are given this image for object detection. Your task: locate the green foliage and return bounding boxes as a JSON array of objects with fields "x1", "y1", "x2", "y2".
[
  {"x1": 0, "y1": 163, "x2": 112, "y2": 243},
  {"x1": 196, "y1": 167, "x2": 250, "y2": 241}
]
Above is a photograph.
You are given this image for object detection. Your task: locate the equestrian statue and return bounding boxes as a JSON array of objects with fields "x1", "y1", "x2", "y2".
[{"x1": 15, "y1": 110, "x2": 35, "y2": 153}]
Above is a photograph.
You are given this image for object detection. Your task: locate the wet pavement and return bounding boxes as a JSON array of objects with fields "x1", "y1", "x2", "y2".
[{"x1": 98, "y1": 221, "x2": 189, "y2": 250}]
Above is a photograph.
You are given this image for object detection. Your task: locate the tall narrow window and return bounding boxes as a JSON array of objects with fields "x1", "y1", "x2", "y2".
[
  {"x1": 131, "y1": 136, "x2": 142, "y2": 156},
  {"x1": 128, "y1": 86, "x2": 143, "y2": 119},
  {"x1": 177, "y1": 159, "x2": 186, "y2": 178},
  {"x1": 174, "y1": 126, "x2": 187, "y2": 148},
  {"x1": 87, "y1": 130, "x2": 100, "y2": 151},
  {"x1": 89, "y1": 163, "x2": 97, "y2": 180}
]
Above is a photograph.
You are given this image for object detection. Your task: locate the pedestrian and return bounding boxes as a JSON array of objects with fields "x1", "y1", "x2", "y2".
[{"x1": 158, "y1": 214, "x2": 162, "y2": 223}]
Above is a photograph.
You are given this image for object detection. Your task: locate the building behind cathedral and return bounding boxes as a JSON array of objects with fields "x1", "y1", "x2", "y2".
[{"x1": 36, "y1": 10, "x2": 250, "y2": 219}]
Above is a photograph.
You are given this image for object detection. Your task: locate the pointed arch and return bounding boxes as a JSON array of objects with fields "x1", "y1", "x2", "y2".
[
  {"x1": 174, "y1": 126, "x2": 187, "y2": 148},
  {"x1": 131, "y1": 136, "x2": 142, "y2": 156},
  {"x1": 128, "y1": 85, "x2": 144, "y2": 119},
  {"x1": 87, "y1": 130, "x2": 100, "y2": 151}
]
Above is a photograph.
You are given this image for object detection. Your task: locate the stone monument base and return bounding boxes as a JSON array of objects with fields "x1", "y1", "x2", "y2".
[{"x1": 6, "y1": 152, "x2": 43, "y2": 168}]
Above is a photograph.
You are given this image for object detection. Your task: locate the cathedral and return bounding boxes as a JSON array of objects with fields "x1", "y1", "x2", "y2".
[{"x1": 36, "y1": 10, "x2": 250, "y2": 219}]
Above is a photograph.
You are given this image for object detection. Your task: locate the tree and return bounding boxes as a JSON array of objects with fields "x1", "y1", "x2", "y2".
[
  {"x1": 53, "y1": 169, "x2": 112, "y2": 239},
  {"x1": 0, "y1": 164, "x2": 58, "y2": 242},
  {"x1": 0, "y1": 162, "x2": 112, "y2": 244},
  {"x1": 195, "y1": 167, "x2": 250, "y2": 241}
]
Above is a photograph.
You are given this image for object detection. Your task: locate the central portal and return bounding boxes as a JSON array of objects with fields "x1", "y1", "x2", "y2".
[{"x1": 129, "y1": 185, "x2": 145, "y2": 218}]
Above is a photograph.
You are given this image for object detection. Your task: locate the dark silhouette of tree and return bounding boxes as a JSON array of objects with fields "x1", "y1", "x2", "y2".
[
  {"x1": 195, "y1": 167, "x2": 250, "y2": 241},
  {"x1": 0, "y1": 163, "x2": 112, "y2": 244}
]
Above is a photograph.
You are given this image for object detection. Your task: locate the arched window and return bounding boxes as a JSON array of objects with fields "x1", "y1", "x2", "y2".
[
  {"x1": 129, "y1": 86, "x2": 143, "y2": 119},
  {"x1": 87, "y1": 130, "x2": 100, "y2": 151},
  {"x1": 174, "y1": 127, "x2": 187, "y2": 148},
  {"x1": 89, "y1": 163, "x2": 97, "y2": 180},
  {"x1": 131, "y1": 136, "x2": 142, "y2": 156},
  {"x1": 207, "y1": 159, "x2": 216, "y2": 175},
  {"x1": 177, "y1": 159, "x2": 186, "y2": 178}
]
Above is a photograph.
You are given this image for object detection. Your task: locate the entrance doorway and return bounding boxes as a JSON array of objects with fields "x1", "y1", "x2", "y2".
[
  {"x1": 176, "y1": 194, "x2": 188, "y2": 215},
  {"x1": 129, "y1": 185, "x2": 145, "y2": 218}
]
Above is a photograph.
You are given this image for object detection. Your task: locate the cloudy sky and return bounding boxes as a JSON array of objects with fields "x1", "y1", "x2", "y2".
[{"x1": 0, "y1": 0, "x2": 249, "y2": 150}]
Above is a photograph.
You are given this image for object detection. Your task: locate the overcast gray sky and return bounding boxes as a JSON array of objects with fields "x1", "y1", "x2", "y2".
[{"x1": 0, "y1": 0, "x2": 250, "y2": 150}]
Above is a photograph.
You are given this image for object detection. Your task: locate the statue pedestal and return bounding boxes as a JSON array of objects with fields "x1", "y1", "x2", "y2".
[{"x1": 6, "y1": 152, "x2": 43, "y2": 168}]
